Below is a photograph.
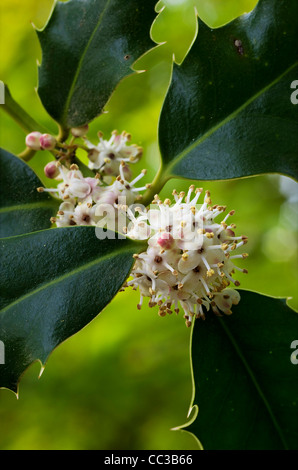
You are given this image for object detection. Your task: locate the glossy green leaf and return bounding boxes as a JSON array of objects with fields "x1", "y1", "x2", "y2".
[
  {"x1": 0, "y1": 226, "x2": 144, "y2": 393},
  {"x1": 37, "y1": 0, "x2": 156, "y2": 128},
  {"x1": 184, "y1": 290, "x2": 298, "y2": 450},
  {"x1": 159, "y1": 0, "x2": 298, "y2": 181},
  {"x1": 0, "y1": 148, "x2": 59, "y2": 238}
]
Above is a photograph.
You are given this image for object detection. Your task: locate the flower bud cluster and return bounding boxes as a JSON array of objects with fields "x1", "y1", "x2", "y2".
[
  {"x1": 26, "y1": 132, "x2": 57, "y2": 151},
  {"x1": 125, "y1": 186, "x2": 248, "y2": 327},
  {"x1": 26, "y1": 126, "x2": 142, "y2": 184}
]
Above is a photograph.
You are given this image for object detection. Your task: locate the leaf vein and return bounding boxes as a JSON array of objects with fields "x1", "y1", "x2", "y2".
[
  {"x1": 0, "y1": 246, "x2": 133, "y2": 315},
  {"x1": 62, "y1": 0, "x2": 113, "y2": 124},
  {"x1": 218, "y1": 318, "x2": 289, "y2": 450},
  {"x1": 167, "y1": 62, "x2": 298, "y2": 173}
]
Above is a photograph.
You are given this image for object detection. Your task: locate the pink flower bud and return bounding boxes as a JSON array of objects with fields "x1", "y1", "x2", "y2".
[
  {"x1": 44, "y1": 162, "x2": 59, "y2": 179},
  {"x1": 71, "y1": 125, "x2": 89, "y2": 137},
  {"x1": 40, "y1": 134, "x2": 57, "y2": 150},
  {"x1": 157, "y1": 232, "x2": 174, "y2": 250},
  {"x1": 25, "y1": 132, "x2": 42, "y2": 150}
]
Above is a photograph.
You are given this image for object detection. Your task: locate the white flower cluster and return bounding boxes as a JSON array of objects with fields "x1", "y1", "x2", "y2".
[
  {"x1": 38, "y1": 162, "x2": 149, "y2": 227},
  {"x1": 125, "y1": 186, "x2": 248, "y2": 327},
  {"x1": 85, "y1": 130, "x2": 143, "y2": 178},
  {"x1": 26, "y1": 127, "x2": 142, "y2": 180},
  {"x1": 29, "y1": 126, "x2": 248, "y2": 326},
  {"x1": 32, "y1": 127, "x2": 149, "y2": 228}
]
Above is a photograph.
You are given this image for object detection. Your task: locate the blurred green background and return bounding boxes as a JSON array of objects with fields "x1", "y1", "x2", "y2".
[{"x1": 0, "y1": 0, "x2": 297, "y2": 450}]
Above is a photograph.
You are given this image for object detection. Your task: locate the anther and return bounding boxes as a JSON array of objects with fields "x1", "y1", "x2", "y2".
[
  {"x1": 158, "y1": 310, "x2": 166, "y2": 317},
  {"x1": 70, "y1": 164, "x2": 79, "y2": 170}
]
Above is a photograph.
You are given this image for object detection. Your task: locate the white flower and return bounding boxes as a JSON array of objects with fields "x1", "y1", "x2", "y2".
[
  {"x1": 91, "y1": 165, "x2": 152, "y2": 233},
  {"x1": 125, "y1": 186, "x2": 248, "y2": 327},
  {"x1": 54, "y1": 201, "x2": 76, "y2": 227},
  {"x1": 38, "y1": 164, "x2": 103, "y2": 203},
  {"x1": 73, "y1": 201, "x2": 97, "y2": 226},
  {"x1": 94, "y1": 163, "x2": 150, "y2": 208},
  {"x1": 53, "y1": 200, "x2": 96, "y2": 227},
  {"x1": 85, "y1": 130, "x2": 142, "y2": 177},
  {"x1": 39, "y1": 161, "x2": 151, "y2": 230}
]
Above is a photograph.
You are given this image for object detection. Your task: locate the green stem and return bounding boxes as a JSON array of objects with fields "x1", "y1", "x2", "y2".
[
  {"x1": 142, "y1": 163, "x2": 171, "y2": 207},
  {"x1": 0, "y1": 84, "x2": 54, "y2": 161},
  {"x1": 57, "y1": 124, "x2": 70, "y2": 143},
  {"x1": 18, "y1": 147, "x2": 37, "y2": 162},
  {"x1": 1, "y1": 85, "x2": 48, "y2": 134}
]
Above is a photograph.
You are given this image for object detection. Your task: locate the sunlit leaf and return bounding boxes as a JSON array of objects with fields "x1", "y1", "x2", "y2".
[
  {"x1": 159, "y1": 0, "x2": 298, "y2": 181},
  {"x1": 37, "y1": 0, "x2": 157, "y2": 128}
]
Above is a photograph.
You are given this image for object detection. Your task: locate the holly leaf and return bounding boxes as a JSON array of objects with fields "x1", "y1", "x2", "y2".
[
  {"x1": 183, "y1": 290, "x2": 298, "y2": 450},
  {"x1": 37, "y1": 0, "x2": 156, "y2": 128},
  {"x1": 0, "y1": 226, "x2": 144, "y2": 394},
  {"x1": 159, "y1": 0, "x2": 298, "y2": 182},
  {"x1": 0, "y1": 148, "x2": 59, "y2": 238}
]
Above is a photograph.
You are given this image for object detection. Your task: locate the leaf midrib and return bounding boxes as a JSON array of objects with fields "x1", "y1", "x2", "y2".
[
  {"x1": 0, "y1": 201, "x2": 58, "y2": 214},
  {"x1": 218, "y1": 317, "x2": 289, "y2": 450},
  {"x1": 61, "y1": 0, "x2": 113, "y2": 125},
  {"x1": 0, "y1": 246, "x2": 134, "y2": 315},
  {"x1": 166, "y1": 61, "x2": 298, "y2": 174}
]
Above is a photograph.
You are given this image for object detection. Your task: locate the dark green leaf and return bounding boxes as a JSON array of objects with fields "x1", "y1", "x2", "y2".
[
  {"x1": 0, "y1": 148, "x2": 59, "y2": 238},
  {"x1": 159, "y1": 0, "x2": 298, "y2": 181},
  {"x1": 0, "y1": 226, "x2": 144, "y2": 393},
  {"x1": 184, "y1": 290, "x2": 298, "y2": 450},
  {"x1": 37, "y1": 0, "x2": 156, "y2": 128}
]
